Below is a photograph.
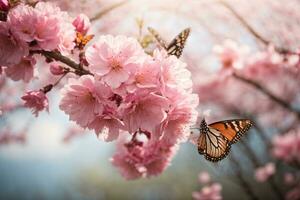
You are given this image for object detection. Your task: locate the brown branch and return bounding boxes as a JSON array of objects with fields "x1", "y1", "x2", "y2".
[
  {"x1": 229, "y1": 154, "x2": 260, "y2": 200},
  {"x1": 217, "y1": 0, "x2": 296, "y2": 55},
  {"x1": 31, "y1": 50, "x2": 92, "y2": 76},
  {"x1": 233, "y1": 73, "x2": 300, "y2": 120},
  {"x1": 239, "y1": 141, "x2": 284, "y2": 200},
  {"x1": 90, "y1": 1, "x2": 128, "y2": 22},
  {"x1": 217, "y1": 0, "x2": 269, "y2": 46}
]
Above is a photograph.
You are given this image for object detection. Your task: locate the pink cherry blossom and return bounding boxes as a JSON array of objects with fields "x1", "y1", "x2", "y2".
[
  {"x1": 5, "y1": 56, "x2": 36, "y2": 82},
  {"x1": 122, "y1": 92, "x2": 169, "y2": 134},
  {"x1": 72, "y1": 14, "x2": 90, "y2": 35},
  {"x1": 272, "y1": 129, "x2": 300, "y2": 163},
  {"x1": 213, "y1": 40, "x2": 249, "y2": 70},
  {"x1": 7, "y1": 4, "x2": 37, "y2": 42},
  {"x1": 198, "y1": 171, "x2": 211, "y2": 184},
  {"x1": 0, "y1": 22, "x2": 28, "y2": 66},
  {"x1": 192, "y1": 183, "x2": 222, "y2": 200},
  {"x1": 21, "y1": 90, "x2": 49, "y2": 117},
  {"x1": 254, "y1": 162, "x2": 276, "y2": 182},
  {"x1": 4, "y1": 2, "x2": 76, "y2": 53},
  {"x1": 63, "y1": 125, "x2": 86, "y2": 144},
  {"x1": 59, "y1": 75, "x2": 107, "y2": 127},
  {"x1": 161, "y1": 89, "x2": 199, "y2": 144},
  {"x1": 284, "y1": 173, "x2": 296, "y2": 185},
  {"x1": 87, "y1": 114, "x2": 125, "y2": 142},
  {"x1": 153, "y1": 49, "x2": 193, "y2": 92},
  {"x1": 50, "y1": 62, "x2": 65, "y2": 75},
  {"x1": 85, "y1": 35, "x2": 144, "y2": 88},
  {"x1": 0, "y1": 131, "x2": 26, "y2": 145},
  {"x1": 125, "y1": 57, "x2": 160, "y2": 92},
  {"x1": 111, "y1": 134, "x2": 178, "y2": 180}
]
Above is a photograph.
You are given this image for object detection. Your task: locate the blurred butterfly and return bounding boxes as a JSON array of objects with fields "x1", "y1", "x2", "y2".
[
  {"x1": 147, "y1": 27, "x2": 190, "y2": 58},
  {"x1": 197, "y1": 118, "x2": 253, "y2": 162},
  {"x1": 75, "y1": 32, "x2": 94, "y2": 50}
]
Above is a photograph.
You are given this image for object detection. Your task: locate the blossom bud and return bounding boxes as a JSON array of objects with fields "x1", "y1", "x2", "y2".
[
  {"x1": 50, "y1": 63, "x2": 65, "y2": 75},
  {"x1": 72, "y1": 14, "x2": 90, "y2": 35}
]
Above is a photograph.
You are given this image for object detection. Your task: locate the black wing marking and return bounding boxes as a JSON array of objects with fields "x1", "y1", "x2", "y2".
[
  {"x1": 147, "y1": 27, "x2": 190, "y2": 58},
  {"x1": 147, "y1": 27, "x2": 168, "y2": 49},
  {"x1": 167, "y1": 28, "x2": 190, "y2": 58}
]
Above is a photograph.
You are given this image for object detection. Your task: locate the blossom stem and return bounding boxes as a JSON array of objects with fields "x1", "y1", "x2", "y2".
[
  {"x1": 239, "y1": 141, "x2": 284, "y2": 200},
  {"x1": 90, "y1": 0, "x2": 128, "y2": 22},
  {"x1": 31, "y1": 50, "x2": 93, "y2": 76},
  {"x1": 233, "y1": 73, "x2": 300, "y2": 120},
  {"x1": 229, "y1": 154, "x2": 260, "y2": 200}
]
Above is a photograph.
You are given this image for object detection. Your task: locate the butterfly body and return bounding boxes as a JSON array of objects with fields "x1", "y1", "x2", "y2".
[
  {"x1": 198, "y1": 119, "x2": 253, "y2": 162},
  {"x1": 147, "y1": 27, "x2": 190, "y2": 58}
]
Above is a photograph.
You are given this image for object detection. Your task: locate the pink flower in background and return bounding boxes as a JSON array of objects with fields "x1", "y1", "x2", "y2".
[
  {"x1": 286, "y1": 185, "x2": 300, "y2": 200},
  {"x1": 63, "y1": 125, "x2": 86, "y2": 144},
  {"x1": 0, "y1": 23, "x2": 28, "y2": 66},
  {"x1": 73, "y1": 14, "x2": 90, "y2": 35},
  {"x1": 284, "y1": 173, "x2": 296, "y2": 185},
  {"x1": 7, "y1": 4, "x2": 37, "y2": 42},
  {"x1": 50, "y1": 62, "x2": 65, "y2": 75},
  {"x1": 21, "y1": 90, "x2": 49, "y2": 117},
  {"x1": 213, "y1": 40, "x2": 249, "y2": 71},
  {"x1": 192, "y1": 183, "x2": 222, "y2": 200},
  {"x1": 5, "y1": 56, "x2": 36, "y2": 82},
  {"x1": 59, "y1": 75, "x2": 107, "y2": 127},
  {"x1": 255, "y1": 162, "x2": 276, "y2": 182},
  {"x1": 198, "y1": 171, "x2": 211, "y2": 184},
  {"x1": 272, "y1": 129, "x2": 300, "y2": 163},
  {"x1": 243, "y1": 46, "x2": 283, "y2": 78},
  {"x1": 86, "y1": 35, "x2": 144, "y2": 88}
]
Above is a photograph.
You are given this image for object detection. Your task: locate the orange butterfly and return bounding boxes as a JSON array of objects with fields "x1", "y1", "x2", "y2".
[{"x1": 197, "y1": 118, "x2": 253, "y2": 162}]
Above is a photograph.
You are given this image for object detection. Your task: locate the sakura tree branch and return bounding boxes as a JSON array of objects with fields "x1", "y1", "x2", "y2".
[
  {"x1": 229, "y1": 154, "x2": 260, "y2": 200},
  {"x1": 217, "y1": 0, "x2": 296, "y2": 55},
  {"x1": 90, "y1": 0, "x2": 128, "y2": 22},
  {"x1": 31, "y1": 50, "x2": 93, "y2": 76},
  {"x1": 217, "y1": 0, "x2": 269, "y2": 46},
  {"x1": 233, "y1": 73, "x2": 300, "y2": 120},
  {"x1": 239, "y1": 141, "x2": 284, "y2": 200}
]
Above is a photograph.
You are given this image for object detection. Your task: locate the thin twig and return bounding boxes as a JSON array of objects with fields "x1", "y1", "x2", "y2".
[
  {"x1": 31, "y1": 50, "x2": 92, "y2": 76},
  {"x1": 217, "y1": 0, "x2": 296, "y2": 55},
  {"x1": 229, "y1": 154, "x2": 260, "y2": 200},
  {"x1": 217, "y1": 0, "x2": 269, "y2": 46},
  {"x1": 90, "y1": 0, "x2": 128, "y2": 22},
  {"x1": 239, "y1": 141, "x2": 284, "y2": 200},
  {"x1": 233, "y1": 73, "x2": 300, "y2": 120}
]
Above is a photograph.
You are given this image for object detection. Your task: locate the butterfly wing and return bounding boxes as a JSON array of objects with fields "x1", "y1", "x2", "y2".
[
  {"x1": 208, "y1": 119, "x2": 253, "y2": 144},
  {"x1": 198, "y1": 127, "x2": 231, "y2": 162},
  {"x1": 147, "y1": 27, "x2": 168, "y2": 49},
  {"x1": 167, "y1": 28, "x2": 190, "y2": 58}
]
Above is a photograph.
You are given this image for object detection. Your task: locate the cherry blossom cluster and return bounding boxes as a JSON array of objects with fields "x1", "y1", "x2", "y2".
[
  {"x1": 272, "y1": 128, "x2": 300, "y2": 164},
  {"x1": 0, "y1": 1, "x2": 91, "y2": 115},
  {"x1": 254, "y1": 162, "x2": 276, "y2": 182},
  {"x1": 59, "y1": 35, "x2": 198, "y2": 179},
  {"x1": 192, "y1": 171, "x2": 222, "y2": 200}
]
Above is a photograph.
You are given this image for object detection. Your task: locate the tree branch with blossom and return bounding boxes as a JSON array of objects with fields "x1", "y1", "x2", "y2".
[{"x1": 233, "y1": 73, "x2": 300, "y2": 120}]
